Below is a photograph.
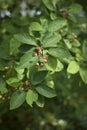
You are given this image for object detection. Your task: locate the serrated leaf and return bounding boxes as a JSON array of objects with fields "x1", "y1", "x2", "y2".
[
  {"x1": 80, "y1": 67, "x2": 87, "y2": 84},
  {"x1": 35, "y1": 85, "x2": 56, "y2": 98},
  {"x1": 10, "y1": 90, "x2": 26, "y2": 110},
  {"x1": 48, "y1": 19, "x2": 67, "y2": 32},
  {"x1": 14, "y1": 34, "x2": 37, "y2": 46},
  {"x1": 43, "y1": 34, "x2": 61, "y2": 48},
  {"x1": 26, "y1": 90, "x2": 38, "y2": 107},
  {"x1": 67, "y1": 61, "x2": 79, "y2": 74}
]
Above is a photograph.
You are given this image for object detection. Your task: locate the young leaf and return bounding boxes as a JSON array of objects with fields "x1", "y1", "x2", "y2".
[
  {"x1": 45, "y1": 55, "x2": 57, "y2": 71},
  {"x1": 67, "y1": 61, "x2": 79, "y2": 74},
  {"x1": 35, "y1": 85, "x2": 56, "y2": 98},
  {"x1": 10, "y1": 90, "x2": 26, "y2": 110},
  {"x1": 26, "y1": 90, "x2": 38, "y2": 107},
  {"x1": 6, "y1": 77, "x2": 20, "y2": 87},
  {"x1": 29, "y1": 22, "x2": 43, "y2": 31},
  {"x1": 56, "y1": 60, "x2": 64, "y2": 72}
]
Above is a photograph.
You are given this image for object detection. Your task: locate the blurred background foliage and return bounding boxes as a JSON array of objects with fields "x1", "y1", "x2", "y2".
[{"x1": 0, "y1": 0, "x2": 87, "y2": 130}]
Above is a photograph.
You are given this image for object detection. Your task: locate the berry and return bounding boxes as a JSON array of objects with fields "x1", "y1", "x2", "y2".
[
  {"x1": 35, "y1": 62, "x2": 39, "y2": 67},
  {"x1": 40, "y1": 63, "x2": 44, "y2": 67},
  {"x1": 25, "y1": 80, "x2": 30, "y2": 86},
  {"x1": 33, "y1": 52, "x2": 38, "y2": 56},
  {"x1": 35, "y1": 46, "x2": 42, "y2": 52},
  {"x1": 4, "y1": 66, "x2": 9, "y2": 70},
  {"x1": 44, "y1": 55, "x2": 48, "y2": 60},
  {"x1": 44, "y1": 59, "x2": 48, "y2": 63}
]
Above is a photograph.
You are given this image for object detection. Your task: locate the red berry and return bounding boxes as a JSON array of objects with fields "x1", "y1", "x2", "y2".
[
  {"x1": 25, "y1": 80, "x2": 30, "y2": 86},
  {"x1": 35, "y1": 46, "x2": 42, "y2": 51}
]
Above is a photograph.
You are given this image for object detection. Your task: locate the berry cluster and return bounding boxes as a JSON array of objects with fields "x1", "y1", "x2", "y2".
[{"x1": 33, "y1": 46, "x2": 48, "y2": 67}]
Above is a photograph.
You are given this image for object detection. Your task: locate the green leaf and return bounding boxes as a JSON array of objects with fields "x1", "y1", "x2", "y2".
[
  {"x1": 36, "y1": 96, "x2": 45, "y2": 107},
  {"x1": 67, "y1": 61, "x2": 79, "y2": 74},
  {"x1": 64, "y1": 39, "x2": 72, "y2": 49},
  {"x1": 0, "y1": 39, "x2": 10, "y2": 60},
  {"x1": 14, "y1": 34, "x2": 37, "y2": 46},
  {"x1": 69, "y1": 4, "x2": 82, "y2": 14},
  {"x1": 51, "y1": 0, "x2": 58, "y2": 8},
  {"x1": 56, "y1": 60, "x2": 64, "y2": 72},
  {"x1": 48, "y1": 47, "x2": 71, "y2": 60},
  {"x1": 80, "y1": 67, "x2": 87, "y2": 84},
  {"x1": 15, "y1": 68, "x2": 24, "y2": 80},
  {"x1": 29, "y1": 22, "x2": 43, "y2": 31},
  {"x1": 6, "y1": 77, "x2": 20, "y2": 87},
  {"x1": 18, "y1": 50, "x2": 38, "y2": 69},
  {"x1": 48, "y1": 19, "x2": 67, "y2": 32},
  {"x1": 0, "y1": 78, "x2": 8, "y2": 94},
  {"x1": 68, "y1": 13, "x2": 77, "y2": 23},
  {"x1": 72, "y1": 40, "x2": 81, "y2": 47},
  {"x1": 45, "y1": 55, "x2": 57, "y2": 71},
  {"x1": 42, "y1": 0, "x2": 55, "y2": 11},
  {"x1": 10, "y1": 38, "x2": 21, "y2": 55},
  {"x1": 82, "y1": 41, "x2": 87, "y2": 59},
  {"x1": 15, "y1": 68, "x2": 24, "y2": 75},
  {"x1": 43, "y1": 34, "x2": 61, "y2": 48},
  {"x1": 50, "y1": 13, "x2": 57, "y2": 20},
  {"x1": 10, "y1": 90, "x2": 26, "y2": 110},
  {"x1": 35, "y1": 85, "x2": 56, "y2": 98},
  {"x1": 26, "y1": 90, "x2": 38, "y2": 107},
  {"x1": 6, "y1": 68, "x2": 17, "y2": 79},
  {"x1": 46, "y1": 80, "x2": 54, "y2": 88},
  {"x1": 30, "y1": 69, "x2": 48, "y2": 85}
]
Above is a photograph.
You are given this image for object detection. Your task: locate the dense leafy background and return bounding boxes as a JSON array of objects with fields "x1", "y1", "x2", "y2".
[{"x1": 0, "y1": 0, "x2": 87, "y2": 129}]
